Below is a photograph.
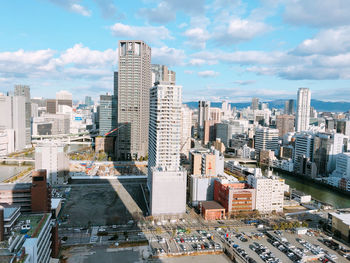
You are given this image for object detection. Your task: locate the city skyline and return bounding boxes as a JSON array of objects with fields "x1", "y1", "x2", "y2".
[{"x1": 0, "y1": 0, "x2": 350, "y2": 102}]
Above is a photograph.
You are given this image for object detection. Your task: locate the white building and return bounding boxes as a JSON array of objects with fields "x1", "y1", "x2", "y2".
[
  {"x1": 0, "y1": 129, "x2": 15, "y2": 156},
  {"x1": 0, "y1": 95, "x2": 26, "y2": 152},
  {"x1": 294, "y1": 132, "x2": 314, "y2": 172},
  {"x1": 190, "y1": 175, "x2": 217, "y2": 206},
  {"x1": 296, "y1": 88, "x2": 311, "y2": 132},
  {"x1": 273, "y1": 159, "x2": 294, "y2": 172},
  {"x1": 247, "y1": 169, "x2": 285, "y2": 213},
  {"x1": 332, "y1": 152, "x2": 350, "y2": 178},
  {"x1": 148, "y1": 81, "x2": 187, "y2": 216},
  {"x1": 180, "y1": 105, "x2": 192, "y2": 158},
  {"x1": 255, "y1": 127, "x2": 279, "y2": 155},
  {"x1": 35, "y1": 142, "x2": 69, "y2": 184}
]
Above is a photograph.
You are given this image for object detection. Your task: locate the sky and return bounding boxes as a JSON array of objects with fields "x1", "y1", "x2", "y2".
[{"x1": 1, "y1": 0, "x2": 350, "y2": 102}]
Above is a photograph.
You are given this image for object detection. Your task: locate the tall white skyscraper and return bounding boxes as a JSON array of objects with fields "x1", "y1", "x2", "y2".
[
  {"x1": 35, "y1": 142, "x2": 69, "y2": 184},
  {"x1": 180, "y1": 105, "x2": 192, "y2": 158},
  {"x1": 296, "y1": 88, "x2": 311, "y2": 132},
  {"x1": 148, "y1": 81, "x2": 187, "y2": 216},
  {"x1": 116, "y1": 40, "x2": 151, "y2": 160},
  {"x1": 14, "y1": 85, "x2": 31, "y2": 146},
  {"x1": 0, "y1": 94, "x2": 26, "y2": 152}
]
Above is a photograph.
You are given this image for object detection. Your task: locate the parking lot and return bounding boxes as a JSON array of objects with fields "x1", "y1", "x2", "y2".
[
  {"x1": 149, "y1": 229, "x2": 223, "y2": 257},
  {"x1": 217, "y1": 227, "x2": 350, "y2": 263}
]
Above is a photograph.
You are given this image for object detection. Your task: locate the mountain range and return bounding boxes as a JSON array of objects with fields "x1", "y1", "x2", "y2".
[{"x1": 184, "y1": 99, "x2": 350, "y2": 113}]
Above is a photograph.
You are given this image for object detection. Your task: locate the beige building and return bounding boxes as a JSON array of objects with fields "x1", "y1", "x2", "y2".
[
  {"x1": 276, "y1": 114, "x2": 295, "y2": 137},
  {"x1": 116, "y1": 40, "x2": 151, "y2": 160},
  {"x1": 329, "y1": 212, "x2": 350, "y2": 242},
  {"x1": 213, "y1": 138, "x2": 225, "y2": 153}
]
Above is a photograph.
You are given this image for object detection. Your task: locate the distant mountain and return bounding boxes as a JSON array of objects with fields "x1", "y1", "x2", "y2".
[{"x1": 184, "y1": 99, "x2": 350, "y2": 113}]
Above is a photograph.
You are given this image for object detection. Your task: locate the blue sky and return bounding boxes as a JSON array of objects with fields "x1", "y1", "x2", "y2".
[{"x1": 1, "y1": 0, "x2": 350, "y2": 102}]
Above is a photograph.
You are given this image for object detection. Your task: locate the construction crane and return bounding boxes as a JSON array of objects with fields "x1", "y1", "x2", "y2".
[
  {"x1": 104, "y1": 122, "x2": 128, "y2": 136},
  {"x1": 180, "y1": 136, "x2": 191, "y2": 152}
]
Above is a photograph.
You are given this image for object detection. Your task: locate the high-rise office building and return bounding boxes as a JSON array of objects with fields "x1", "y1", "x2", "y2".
[
  {"x1": 294, "y1": 132, "x2": 314, "y2": 174},
  {"x1": 56, "y1": 90, "x2": 73, "y2": 108},
  {"x1": 35, "y1": 142, "x2": 69, "y2": 185},
  {"x1": 85, "y1": 96, "x2": 93, "y2": 107},
  {"x1": 180, "y1": 105, "x2": 192, "y2": 158},
  {"x1": 251, "y1": 97, "x2": 259, "y2": 111},
  {"x1": 151, "y1": 64, "x2": 176, "y2": 84},
  {"x1": 276, "y1": 114, "x2": 295, "y2": 137},
  {"x1": 46, "y1": 99, "x2": 57, "y2": 114},
  {"x1": 99, "y1": 94, "x2": 117, "y2": 136},
  {"x1": 198, "y1": 101, "x2": 210, "y2": 140},
  {"x1": 255, "y1": 127, "x2": 279, "y2": 157},
  {"x1": 296, "y1": 88, "x2": 311, "y2": 132},
  {"x1": 116, "y1": 40, "x2": 151, "y2": 160},
  {"x1": 148, "y1": 81, "x2": 187, "y2": 216},
  {"x1": 0, "y1": 95, "x2": 26, "y2": 151},
  {"x1": 284, "y1": 99, "x2": 295, "y2": 115},
  {"x1": 14, "y1": 85, "x2": 31, "y2": 146}
]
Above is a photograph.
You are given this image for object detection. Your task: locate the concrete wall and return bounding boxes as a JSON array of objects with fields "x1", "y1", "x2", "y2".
[{"x1": 150, "y1": 169, "x2": 187, "y2": 216}]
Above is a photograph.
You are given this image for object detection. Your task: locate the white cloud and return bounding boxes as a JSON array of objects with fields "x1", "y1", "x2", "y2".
[
  {"x1": 284, "y1": 0, "x2": 350, "y2": 27},
  {"x1": 70, "y1": 3, "x2": 91, "y2": 16},
  {"x1": 188, "y1": 58, "x2": 217, "y2": 66},
  {"x1": 234, "y1": 80, "x2": 256, "y2": 85},
  {"x1": 139, "y1": 0, "x2": 205, "y2": 23},
  {"x1": 58, "y1": 43, "x2": 117, "y2": 66},
  {"x1": 213, "y1": 18, "x2": 272, "y2": 44},
  {"x1": 184, "y1": 27, "x2": 210, "y2": 49},
  {"x1": 197, "y1": 70, "x2": 219, "y2": 78},
  {"x1": 293, "y1": 26, "x2": 350, "y2": 55},
  {"x1": 93, "y1": 0, "x2": 124, "y2": 19},
  {"x1": 110, "y1": 23, "x2": 172, "y2": 45},
  {"x1": 47, "y1": 0, "x2": 91, "y2": 16},
  {"x1": 152, "y1": 46, "x2": 186, "y2": 67}
]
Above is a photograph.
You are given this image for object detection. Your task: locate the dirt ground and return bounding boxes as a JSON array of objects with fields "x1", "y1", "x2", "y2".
[{"x1": 59, "y1": 183, "x2": 147, "y2": 227}]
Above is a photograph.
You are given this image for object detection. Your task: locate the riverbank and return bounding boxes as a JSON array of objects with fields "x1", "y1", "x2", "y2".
[
  {"x1": 273, "y1": 169, "x2": 350, "y2": 209},
  {"x1": 273, "y1": 167, "x2": 350, "y2": 198}
]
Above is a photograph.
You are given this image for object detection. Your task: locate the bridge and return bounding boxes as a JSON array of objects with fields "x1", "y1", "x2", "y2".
[
  {"x1": 31, "y1": 133, "x2": 92, "y2": 145},
  {"x1": 0, "y1": 157, "x2": 35, "y2": 164}
]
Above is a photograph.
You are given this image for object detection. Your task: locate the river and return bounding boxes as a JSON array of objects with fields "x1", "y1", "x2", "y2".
[{"x1": 275, "y1": 170, "x2": 350, "y2": 209}]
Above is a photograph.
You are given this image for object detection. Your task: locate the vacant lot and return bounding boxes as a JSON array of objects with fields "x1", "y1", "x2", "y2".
[
  {"x1": 60, "y1": 183, "x2": 147, "y2": 227},
  {"x1": 62, "y1": 245, "x2": 231, "y2": 263}
]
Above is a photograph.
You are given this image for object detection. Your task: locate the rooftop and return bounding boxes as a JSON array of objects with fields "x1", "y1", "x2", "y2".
[
  {"x1": 3, "y1": 206, "x2": 20, "y2": 220},
  {"x1": 14, "y1": 213, "x2": 50, "y2": 238},
  {"x1": 0, "y1": 183, "x2": 31, "y2": 191},
  {"x1": 201, "y1": 201, "x2": 225, "y2": 210},
  {"x1": 331, "y1": 212, "x2": 350, "y2": 225}
]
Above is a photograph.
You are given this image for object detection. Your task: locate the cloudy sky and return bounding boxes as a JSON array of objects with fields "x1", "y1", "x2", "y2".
[{"x1": 1, "y1": 0, "x2": 350, "y2": 102}]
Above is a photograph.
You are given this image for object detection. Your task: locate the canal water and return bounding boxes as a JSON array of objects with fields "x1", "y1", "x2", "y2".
[{"x1": 275, "y1": 170, "x2": 350, "y2": 209}]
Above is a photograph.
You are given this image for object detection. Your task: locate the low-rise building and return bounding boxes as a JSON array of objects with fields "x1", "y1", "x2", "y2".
[
  {"x1": 199, "y1": 201, "x2": 225, "y2": 220},
  {"x1": 190, "y1": 175, "x2": 217, "y2": 206},
  {"x1": 329, "y1": 212, "x2": 350, "y2": 242},
  {"x1": 213, "y1": 179, "x2": 255, "y2": 216},
  {"x1": 247, "y1": 169, "x2": 285, "y2": 213},
  {"x1": 0, "y1": 170, "x2": 51, "y2": 213}
]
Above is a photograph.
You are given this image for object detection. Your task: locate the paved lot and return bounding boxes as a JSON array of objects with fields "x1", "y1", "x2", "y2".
[
  {"x1": 59, "y1": 184, "x2": 146, "y2": 227},
  {"x1": 62, "y1": 245, "x2": 231, "y2": 263}
]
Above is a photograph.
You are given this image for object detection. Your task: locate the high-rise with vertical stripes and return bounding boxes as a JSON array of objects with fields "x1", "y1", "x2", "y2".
[
  {"x1": 296, "y1": 88, "x2": 311, "y2": 132},
  {"x1": 116, "y1": 41, "x2": 151, "y2": 160}
]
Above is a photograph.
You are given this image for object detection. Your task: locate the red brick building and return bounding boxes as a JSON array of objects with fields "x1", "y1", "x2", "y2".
[
  {"x1": 213, "y1": 179, "x2": 256, "y2": 215},
  {"x1": 199, "y1": 201, "x2": 225, "y2": 220}
]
